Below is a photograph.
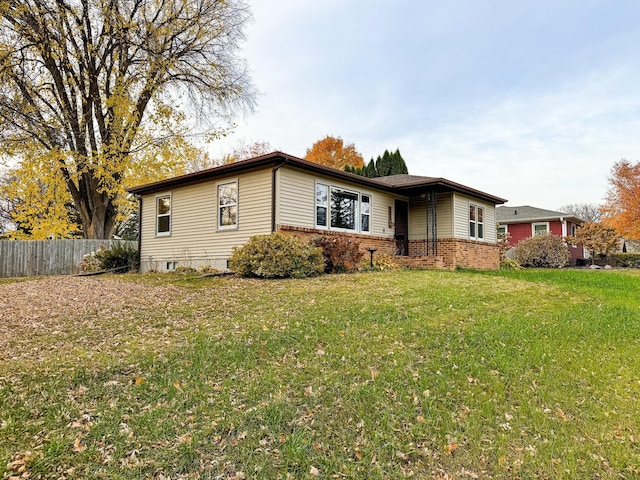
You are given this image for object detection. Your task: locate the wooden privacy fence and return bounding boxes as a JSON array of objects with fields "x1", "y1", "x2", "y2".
[{"x1": 0, "y1": 240, "x2": 136, "y2": 278}]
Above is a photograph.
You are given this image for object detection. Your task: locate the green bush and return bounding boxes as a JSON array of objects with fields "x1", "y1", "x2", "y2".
[
  {"x1": 314, "y1": 235, "x2": 363, "y2": 273},
  {"x1": 515, "y1": 234, "x2": 569, "y2": 268},
  {"x1": 500, "y1": 258, "x2": 523, "y2": 270},
  {"x1": 229, "y1": 233, "x2": 325, "y2": 278},
  {"x1": 81, "y1": 243, "x2": 138, "y2": 272},
  {"x1": 611, "y1": 253, "x2": 640, "y2": 267}
]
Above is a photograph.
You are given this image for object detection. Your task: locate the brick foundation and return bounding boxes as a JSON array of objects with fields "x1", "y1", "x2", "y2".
[
  {"x1": 278, "y1": 225, "x2": 397, "y2": 256},
  {"x1": 278, "y1": 226, "x2": 500, "y2": 270}
]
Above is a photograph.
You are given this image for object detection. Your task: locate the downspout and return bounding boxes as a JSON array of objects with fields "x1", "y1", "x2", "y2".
[
  {"x1": 271, "y1": 161, "x2": 286, "y2": 233},
  {"x1": 136, "y1": 195, "x2": 142, "y2": 271}
]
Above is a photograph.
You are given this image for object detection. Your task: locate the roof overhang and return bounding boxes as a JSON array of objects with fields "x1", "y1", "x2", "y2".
[{"x1": 128, "y1": 151, "x2": 507, "y2": 205}]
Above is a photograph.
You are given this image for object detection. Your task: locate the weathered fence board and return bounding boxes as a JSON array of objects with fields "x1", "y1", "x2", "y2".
[{"x1": 0, "y1": 240, "x2": 136, "y2": 277}]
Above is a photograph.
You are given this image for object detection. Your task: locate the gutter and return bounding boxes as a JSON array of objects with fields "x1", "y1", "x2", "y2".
[{"x1": 271, "y1": 161, "x2": 286, "y2": 233}]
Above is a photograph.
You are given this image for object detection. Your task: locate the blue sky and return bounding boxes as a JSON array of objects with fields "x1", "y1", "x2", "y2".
[{"x1": 212, "y1": 1, "x2": 640, "y2": 210}]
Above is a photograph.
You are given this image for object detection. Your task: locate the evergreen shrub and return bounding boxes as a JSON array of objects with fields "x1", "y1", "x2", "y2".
[
  {"x1": 81, "y1": 243, "x2": 138, "y2": 272},
  {"x1": 611, "y1": 253, "x2": 640, "y2": 268}
]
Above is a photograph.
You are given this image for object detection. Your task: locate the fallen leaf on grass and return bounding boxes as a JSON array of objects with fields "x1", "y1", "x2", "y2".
[
  {"x1": 72, "y1": 437, "x2": 87, "y2": 453},
  {"x1": 444, "y1": 442, "x2": 458, "y2": 455},
  {"x1": 310, "y1": 465, "x2": 320, "y2": 476}
]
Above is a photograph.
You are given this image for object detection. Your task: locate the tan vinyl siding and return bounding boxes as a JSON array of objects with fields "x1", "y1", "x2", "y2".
[
  {"x1": 139, "y1": 169, "x2": 272, "y2": 271},
  {"x1": 408, "y1": 192, "x2": 452, "y2": 240},
  {"x1": 370, "y1": 191, "x2": 397, "y2": 238},
  {"x1": 277, "y1": 167, "x2": 396, "y2": 238},
  {"x1": 278, "y1": 167, "x2": 315, "y2": 228},
  {"x1": 452, "y1": 193, "x2": 497, "y2": 243}
]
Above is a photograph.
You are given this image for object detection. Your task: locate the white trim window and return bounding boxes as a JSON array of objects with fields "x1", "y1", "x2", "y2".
[
  {"x1": 316, "y1": 183, "x2": 329, "y2": 228},
  {"x1": 469, "y1": 204, "x2": 484, "y2": 240},
  {"x1": 156, "y1": 195, "x2": 171, "y2": 236},
  {"x1": 218, "y1": 180, "x2": 238, "y2": 229},
  {"x1": 331, "y1": 188, "x2": 359, "y2": 231},
  {"x1": 361, "y1": 195, "x2": 371, "y2": 233},
  {"x1": 315, "y1": 182, "x2": 371, "y2": 233},
  {"x1": 497, "y1": 224, "x2": 507, "y2": 238},
  {"x1": 532, "y1": 222, "x2": 549, "y2": 236}
]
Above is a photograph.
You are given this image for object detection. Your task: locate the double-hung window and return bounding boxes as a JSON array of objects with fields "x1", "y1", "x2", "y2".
[
  {"x1": 316, "y1": 183, "x2": 329, "y2": 227},
  {"x1": 361, "y1": 195, "x2": 371, "y2": 233},
  {"x1": 469, "y1": 204, "x2": 484, "y2": 240},
  {"x1": 218, "y1": 181, "x2": 238, "y2": 229},
  {"x1": 156, "y1": 195, "x2": 171, "y2": 235}
]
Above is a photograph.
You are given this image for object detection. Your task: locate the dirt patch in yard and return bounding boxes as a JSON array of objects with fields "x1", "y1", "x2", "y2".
[{"x1": 0, "y1": 276, "x2": 195, "y2": 368}]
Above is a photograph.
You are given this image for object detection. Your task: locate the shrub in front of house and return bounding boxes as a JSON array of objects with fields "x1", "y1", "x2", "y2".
[
  {"x1": 314, "y1": 235, "x2": 364, "y2": 273},
  {"x1": 611, "y1": 253, "x2": 640, "y2": 268},
  {"x1": 94, "y1": 243, "x2": 138, "y2": 271},
  {"x1": 515, "y1": 234, "x2": 569, "y2": 268},
  {"x1": 229, "y1": 233, "x2": 325, "y2": 278},
  {"x1": 80, "y1": 243, "x2": 138, "y2": 272},
  {"x1": 500, "y1": 258, "x2": 522, "y2": 270}
]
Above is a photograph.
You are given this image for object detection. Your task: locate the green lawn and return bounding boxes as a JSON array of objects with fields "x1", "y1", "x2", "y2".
[{"x1": 2, "y1": 269, "x2": 640, "y2": 479}]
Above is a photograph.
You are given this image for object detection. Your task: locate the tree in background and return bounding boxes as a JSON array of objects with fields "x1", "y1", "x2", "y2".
[
  {"x1": 0, "y1": 151, "x2": 82, "y2": 239},
  {"x1": 346, "y1": 149, "x2": 408, "y2": 177},
  {"x1": 0, "y1": 0, "x2": 255, "y2": 238},
  {"x1": 601, "y1": 159, "x2": 640, "y2": 239},
  {"x1": 568, "y1": 222, "x2": 619, "y2": 264},
  {"x1": 219, "y1": 141, "x2": 273, "y2": 166},
  {"x1": 558, "y1": 203, "x2": 603, "y2": 223},
  {"x1": 305, "y1": 136, "x2": 364, "y2": 170},
  {"x1": 0, "y1": 128, "x2": 203, "y2": 238}
]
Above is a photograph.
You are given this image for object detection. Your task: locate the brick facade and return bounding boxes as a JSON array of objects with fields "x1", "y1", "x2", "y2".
[{"x1": 279, "y1": 225, "x2": 500, "y2": 270}]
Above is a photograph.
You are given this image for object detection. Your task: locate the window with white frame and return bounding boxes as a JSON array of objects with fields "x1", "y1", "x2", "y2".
[
  {"x1": 316, "y1": 183, "x2": 328, "y2": 228},
  {"x1": 533, "y1": 222, "x2": 549, "y2": 236},
  {"x1": 469, "y1": 204, "x2": 484, "y2": 240},
  {"x1": 218, "y1": 181, "x2": 238, "y2": 229},
  {"x1": 156, "y1": 195, "x2": 171, "y2": 235},
  {"x1": 361, "y1": 195, "x2": 371, "y2": 232},
  {"x1": 315, "y1": 182, "x2": 370, "y2": 233},
  {"x1": 331, "y1": 188, "x2": 359, "y2": 231}
]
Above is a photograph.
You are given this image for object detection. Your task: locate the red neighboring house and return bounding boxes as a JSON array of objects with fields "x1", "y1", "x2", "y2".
[{"x1": 496, "y1": 205, "x2": 585, "y2": 265}]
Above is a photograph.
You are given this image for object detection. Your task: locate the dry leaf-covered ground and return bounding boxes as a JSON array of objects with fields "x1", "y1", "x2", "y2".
[{"x1": 0, "y1": 275, "x2": 197, "y2": 367}]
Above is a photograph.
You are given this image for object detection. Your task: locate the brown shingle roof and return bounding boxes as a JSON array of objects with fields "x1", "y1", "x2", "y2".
[{"x1": 128, "y1": 151, "x2": 507, "y2": 204}]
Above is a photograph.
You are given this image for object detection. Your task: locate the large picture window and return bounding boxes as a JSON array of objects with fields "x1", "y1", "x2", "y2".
[
  {"x1": 156, "y1": 195, "x2": 171, "y2": 235},
  {"x1": 218, "y1": 181, "x2": 238, "y2": 229},
  {"x1": 315, "y1": 183, "x2": 371, "y2": 233},
  {"x1": 469, "y1": 204, "x2": 484, "y2": 240},
  {"x1": 331, "y1": 188, "x2": 358, "y2": 230}
]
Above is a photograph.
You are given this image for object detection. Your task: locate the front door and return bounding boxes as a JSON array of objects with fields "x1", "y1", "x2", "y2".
[{"x1": 394, "y1": 200, "x2": 409, "y2": 256}]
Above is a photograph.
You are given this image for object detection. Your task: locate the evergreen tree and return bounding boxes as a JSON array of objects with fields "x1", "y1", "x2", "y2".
[
  {"x1": 344, "y1": 148, "x2": 409, "y2": 178},
  {"x1": 390, "y1": 149, "x2": 409, "y2": 175}
]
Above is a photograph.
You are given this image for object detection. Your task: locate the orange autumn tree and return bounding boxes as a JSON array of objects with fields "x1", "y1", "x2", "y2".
[
  {"x1": 601, "y1": 159, "x2": 640, "y2": 240},
  {"x1": 305, "y1": 136, "x2": 364, "y2": 170}
]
